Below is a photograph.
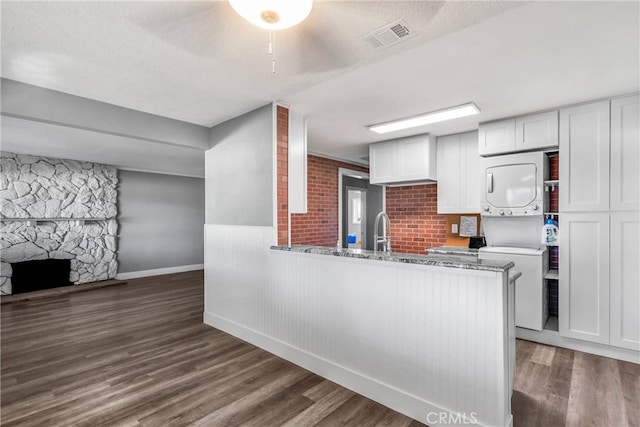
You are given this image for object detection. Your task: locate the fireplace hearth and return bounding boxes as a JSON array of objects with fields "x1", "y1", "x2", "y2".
[{"x1": 11, "y1": 259, "x2": 73, "y2": 294}]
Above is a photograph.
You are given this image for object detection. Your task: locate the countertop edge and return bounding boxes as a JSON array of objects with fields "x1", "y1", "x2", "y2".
[{"x1": 270, "y1": 245, "x2": 514, "y2": 273}]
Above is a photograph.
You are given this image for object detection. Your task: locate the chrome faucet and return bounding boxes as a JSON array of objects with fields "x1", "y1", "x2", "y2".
[{"x1": 374, "y1": 211, "x2": 392, "y2": 254}]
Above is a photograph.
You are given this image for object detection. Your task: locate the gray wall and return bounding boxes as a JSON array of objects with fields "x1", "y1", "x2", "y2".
[
  {"x1": 118, "y1": 170, "x2": 205, "y2": 273},
  {"x1": 1, "y1": 79, "x2": 207, "y2": 177},
  {"x1": 206, "y1": 104, "x2": 273, "y2": 226},
  {"x1": 1, "y1": 79, "x2": 210, "y2": 149}
]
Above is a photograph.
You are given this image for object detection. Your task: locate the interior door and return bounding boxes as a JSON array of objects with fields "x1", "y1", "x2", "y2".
[
  {"x1": 342, "y1": 175, "x2": 383, "y2": 250},
  {"x1": 486, "y1": 163, "x2": 537, "y2": 208}
]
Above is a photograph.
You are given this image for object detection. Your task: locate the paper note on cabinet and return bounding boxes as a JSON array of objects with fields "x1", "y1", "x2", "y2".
[{"x1": 460, "y1": 216, "x2": 477, "y2": 237}]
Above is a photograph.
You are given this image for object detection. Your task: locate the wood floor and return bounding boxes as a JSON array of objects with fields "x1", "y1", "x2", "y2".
[{"x1": 1, "y1": 271, "x2": 638, "y2": 427}]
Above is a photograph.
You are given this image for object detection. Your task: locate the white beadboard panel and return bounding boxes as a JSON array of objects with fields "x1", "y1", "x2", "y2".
[{"x1": 204, "y1": 224, "x2": 512, "y2": 427}]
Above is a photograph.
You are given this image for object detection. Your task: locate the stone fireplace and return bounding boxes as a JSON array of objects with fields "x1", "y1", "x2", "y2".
[{"x1": 0, "y1": 152, "x2": 118, "y2": 295}]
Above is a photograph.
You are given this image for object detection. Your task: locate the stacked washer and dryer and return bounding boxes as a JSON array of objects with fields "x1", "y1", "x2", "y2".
[{"x1": 478, "y1": 151, "x2": 550, "y2": 331}]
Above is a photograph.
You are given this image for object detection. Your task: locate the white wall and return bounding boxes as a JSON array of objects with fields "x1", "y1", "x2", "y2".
[{"x1": 206, "y1": 104, "x2": 273, "y2": 226}]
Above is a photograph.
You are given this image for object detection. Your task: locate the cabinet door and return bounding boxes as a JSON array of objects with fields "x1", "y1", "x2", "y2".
[
  {"x1": 559, "y1": 213, "x2": 610, "y2": 344},
  {"x1": 436, "y1": 134, "x2": 461, "y2": 213},
  {"x1": 559, "y1": 101, "x2": 610, "y2": 212},
  {"x1": 610, "y1": 212, "x2": 640, "y2": 351},
  {"x1": 515, "y1": 110, "x2": 559, "y2": 151},
  {"x1": 479, "y1": 119, "x2": 515, "y2": 156},
  {"x1": 397, "y1": 135, "x2": 435, "y2": 181},
  {"x1": 611, "y1": 95, "x2": 640, "y2": 211},
  {"x1": 369, "y1": 142, "x2": 396, "y2": 184},
  {"x1": 461, "y1": 131, "x2": 481, "y2": 213}
]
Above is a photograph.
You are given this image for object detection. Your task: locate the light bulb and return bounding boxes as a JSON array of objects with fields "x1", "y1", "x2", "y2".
[{"x1": 228, "y1": 0, "x2": 313, "y2": 30}]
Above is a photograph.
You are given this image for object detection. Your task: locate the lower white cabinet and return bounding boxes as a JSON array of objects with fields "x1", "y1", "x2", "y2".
[
  {"x1": 436, "y1": 131, "x2": 480, "y2": 214},
  {"x1": 610, "y1": 212, "x2": 640, "y2": 351},
  {"x1": 559, "y1": 213, "x2": 610, "y2": 344}
]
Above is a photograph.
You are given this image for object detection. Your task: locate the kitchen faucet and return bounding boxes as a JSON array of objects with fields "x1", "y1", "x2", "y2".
[{"x1": 374, "y1": 211, "x2": 392, "y2": 254}]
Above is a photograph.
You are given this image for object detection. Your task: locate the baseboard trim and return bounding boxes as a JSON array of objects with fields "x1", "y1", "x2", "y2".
[
  {"x1": 516, "y1": 327, "x2": 640, "y2": 364},
  {"x1": 1, "y1": 279, "x2": 127, "y2": 304},
  {"x1": 203, "y1": 311, "x2": 486, "y2": 427},
  {"x1": 116, "y1": 264, "x2": 204, "y2": 280}
]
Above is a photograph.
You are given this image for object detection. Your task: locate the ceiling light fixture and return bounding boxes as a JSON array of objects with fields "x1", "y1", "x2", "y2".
[
  {"x1": 228, "y1": 0, "x2": 313, "y2": 30},
  {"x1": 368, "y1": 103, "x2": 481, "y2": 134}
]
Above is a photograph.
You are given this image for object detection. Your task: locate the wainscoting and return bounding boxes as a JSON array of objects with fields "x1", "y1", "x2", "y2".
[{"x1": 204, "y1": 224, "x2": 511, "y2": 426}]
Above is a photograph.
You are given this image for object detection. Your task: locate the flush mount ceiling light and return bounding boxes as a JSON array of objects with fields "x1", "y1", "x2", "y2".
[
  {"x1": 368, "y1": 102, "x2": 481, "y2": 134},
  {"x1": 228, "y1": 0, "x2": 313, "y2": 30}
]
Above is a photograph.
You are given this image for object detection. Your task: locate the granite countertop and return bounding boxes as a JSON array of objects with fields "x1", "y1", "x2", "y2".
[
  {"x1": 271, "y1": 245, "x2": 514, "y2": 273},
  {"x1": 426, "y1": 246, "x2": 480, "y2": 257}
]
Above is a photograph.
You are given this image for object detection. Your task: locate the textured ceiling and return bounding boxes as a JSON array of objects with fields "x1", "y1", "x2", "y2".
[
  {"x1": 1, "y1": 1, "x2": 524, "y2": 126},
  {"x1": 2, "y1": 1, "x2": 639, "y2": 166}
]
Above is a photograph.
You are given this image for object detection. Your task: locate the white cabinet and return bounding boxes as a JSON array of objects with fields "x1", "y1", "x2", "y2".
[
  {"x1": 515, "y1": 111, "x2": 559, "y2": 151},
  {"x1": 369, "y1": 142, "x2": 396, "y2": 183},
  {"x1": 288, "y1": 111, "x2": 307, "y2": 213},
  {"x1": 369, "y1": 134, "x2": 436, "y2": 185},
  {"x1": 396, "y1": 137, "x2": 435, "y2": 181},
  {"x1": 479, "y1": 111, "x2": 558, "y2": 156},
  {"x1": 436, "y1": 131, "x2": 480, "y2": 214},
  {"x1": 559, "y1": 213, "x2": 610, "y2": 344},
  {"x1": 461, "y1": 132, "x2": 481, "y2": 212},
  {"x1": 610, "y1": 95, "x2": 640, "y2": 212},
  {"x1": 478, "y1": 119, "x2": 515, "y2": 156},
  {"x1": 436, "y1": 134, "x2": 460, "y2": 213},
  {"x1": 610, "y1": 212, "x2": 640, "y2": 351},
  {"x1": 559, "y1": 101, "x2": 610, "y2": 212}
]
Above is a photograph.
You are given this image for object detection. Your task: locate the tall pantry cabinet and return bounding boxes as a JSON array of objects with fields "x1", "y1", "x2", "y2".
[{"x1": 559, "y1": 95, "x2": 639, "y2": 351}]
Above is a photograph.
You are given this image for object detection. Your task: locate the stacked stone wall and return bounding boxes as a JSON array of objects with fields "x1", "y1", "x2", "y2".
[{"x1": 0, "y1": 153, "x2": 118, "y2": 294}]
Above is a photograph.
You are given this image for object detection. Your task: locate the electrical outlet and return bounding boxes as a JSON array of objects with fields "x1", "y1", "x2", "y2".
[{"x1": 452, "y1": 223, "x2": 459, "y2": 234}]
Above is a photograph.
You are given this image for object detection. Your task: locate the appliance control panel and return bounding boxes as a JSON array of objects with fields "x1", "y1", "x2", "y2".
[{"x1": 481, "y1": 204, "x2": 541, "y2": 216}]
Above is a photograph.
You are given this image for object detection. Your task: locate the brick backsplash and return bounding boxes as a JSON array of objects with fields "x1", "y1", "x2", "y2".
[
  {"x1": 290, "y1": 157, "x2": 448, "y2": 254},
  {"x1": 385, "y1": 184, "x2": 447, "y2": 254}
]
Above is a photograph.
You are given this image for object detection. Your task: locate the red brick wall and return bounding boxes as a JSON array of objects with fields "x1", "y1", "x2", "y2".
[
  {"x1": 289, "y1": 156, "x2": 448, "y2": 254},
  {"x1": 291, "y1": 155, "x2": 367, "y2": 246},
  {"x1": 385, "y1": 184, "x2": 447, "y2": 254},
  {"x1": 276, "y1": 106, "x2": 288, "y2": 245}
]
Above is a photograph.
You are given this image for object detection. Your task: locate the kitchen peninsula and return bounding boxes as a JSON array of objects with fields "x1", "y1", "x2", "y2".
[{"x1": 204, "y1": 224, "x2": 516, "y2": 426}]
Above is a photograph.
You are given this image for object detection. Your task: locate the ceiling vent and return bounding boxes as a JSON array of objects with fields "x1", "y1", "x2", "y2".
[{"x1": 361, "y1": 19, "x2": 416, "y2": 50}]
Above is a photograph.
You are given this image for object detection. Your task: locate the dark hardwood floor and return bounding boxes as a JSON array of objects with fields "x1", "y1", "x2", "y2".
[{"x1": 1, "y1": 271, "x2": 638, "y2": 426}]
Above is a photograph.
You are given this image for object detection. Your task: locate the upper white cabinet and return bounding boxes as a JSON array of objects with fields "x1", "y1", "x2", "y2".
[
  {"x1": 610, "y1": 211, "x2": 640, "y2": 351},
  {"x1": 478, "y1": 119, "x2": 515, "y2": 156},
  {"x1": 436, "y1": 131, "x2": 480, "y2": 214},
  {"x1": 479, "y1": 111, "x2": 558, "y2": 156},
  {"x1": 288, "y1": 111, "x2": 307, "y2": 213},
  {"x1": 559, "y1": 100, "x2": 610, "y2": 212},
  {"x1": 610, "y1": 94, "x2": 640, "y2": 212},
  {"x1": 515, "y1": 111, "x2": 559, "y2": 151},
  {"x1": 559, "y1": 212, "x2": 610, "y2": 345},
  {"x1": 369, "y1": 142, "x2": 396, "y2": 183},
  {"x1": 369, "y1": 134, "x2": 436, "y2": 185}
]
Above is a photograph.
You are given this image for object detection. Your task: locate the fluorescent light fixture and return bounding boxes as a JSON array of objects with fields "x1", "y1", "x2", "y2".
[{"x1": 368, "y1": 102, "x2": 480, "y2": 134}]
